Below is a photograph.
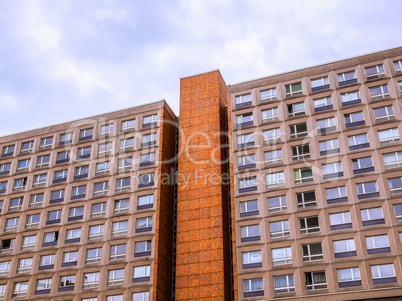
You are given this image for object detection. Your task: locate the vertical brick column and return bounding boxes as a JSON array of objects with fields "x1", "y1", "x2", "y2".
[{"x1": 176, "y1": 70, "x2": 231, "y2": 300}]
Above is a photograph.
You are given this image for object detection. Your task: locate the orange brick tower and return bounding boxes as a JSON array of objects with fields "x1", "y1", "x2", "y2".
[{"x1": 176, "y1": 70, "x2": 232, "y2": 300}]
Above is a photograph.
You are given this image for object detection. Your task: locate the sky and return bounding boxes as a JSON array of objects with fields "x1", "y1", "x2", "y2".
[{"x1": 0, "y1": 0, "x2": 401, "y2": 137}]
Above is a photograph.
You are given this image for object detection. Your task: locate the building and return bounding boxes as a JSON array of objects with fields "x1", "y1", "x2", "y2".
[{"x1": 1, "y1": 47, "x2": 402, "y2": 301}]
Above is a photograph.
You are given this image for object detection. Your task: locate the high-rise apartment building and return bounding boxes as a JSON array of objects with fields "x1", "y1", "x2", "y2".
[{"x1": 1, "y1": 47, "x2": 402, "y2": 301}]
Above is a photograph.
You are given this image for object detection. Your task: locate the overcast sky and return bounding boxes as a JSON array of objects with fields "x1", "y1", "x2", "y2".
[{"x1": 0, "y1": 0, "x2": 401, "y2": 136}]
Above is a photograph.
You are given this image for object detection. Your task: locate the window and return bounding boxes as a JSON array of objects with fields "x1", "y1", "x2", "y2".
[
  {"x1": 65, "y1": 228, "x2": 81, "y2": 243},
  {"x1": 297, "y1": 191, "x2": 316, "y2": 208},
  {"x1": 294, "y1": 167, "x2": 313, "y2": 183},
  {"x1": 91, "y1": 202, "x2": 106, "y2": 217},
  {"x1": 341, "y1": 91, "x2": 360, "y2": 105},
  {"x1": 244, "y1": 278, "x2": 263, "y2": 297},
  {"x1": 260, "y1": 88, "x2": 276, "y2": 101},
  {"x1": 83, "y1": 272, "x2": 99, "y2": 289},
  {"x1": 39, "y1": 254, "x2": 55, "y2": 269},
  {"x1": 134, "y1": 241, "x2": 151, "y2": 258},
  {"x1": 111, "y1": 244, "x2": 127, "y2": 260},
  {"x1": 98, "y1": 142, "x2": 113, "y2": 155},
  {"x1": 371, "y1": 264, "x2": 396, "y2": 284},
  {"x1": 53, "y1": 169, "x2": 68, "y2": 183},
  {"x1": 25, "y1": 213, "x2": 40, "y2": 228},
  {"x1": 86, "y1": 247, "x2": 102, "y2": 264},
  {"x1": 238, "y1": 154, "x2": 256, "y2": 169},
  {"x1": 5, "y1": 217, "x2": 19, "y2": 232},
  {"x1": 302, "y1": 243, "x2": 323, "y2": 261},
  {"x1": 272, "y1": 247, "x2": 292, "y2": 265},
  {"x1": 93, "y1": 181, "x2": 108, "y2": 196},
  {"x1": 107, "y1": 296, "x2": 123, "y2": 301},
  {"x1": 133, "y1": 265, "x2": 151, "y2": 283},
  {"x1": 263, "y1": 128, "x2": 281, "y2": 143},
  {"x1": 13, "y1": 177, "x2": 27, "y2": 191},
  {"x1": 72, "y1": 185, "x2": 86, "y2": 199},
  {"x1": 394, "y1": 204, "x2": 402, "y2": 221},
  {"x1": 239, "y1": 200, "x2": 259, "y2": 217},
  {"x1": 100, "y1": 123, "x2": 115, "y2": 136},
  {"x1": 348, "y1": 133, "x2": 369, "y2": 150},
  {"x1": 59, "y1": 275, "x2": 75, "y2": 291},
  {"x1": 330, "y1": 212, "x2": 352, "y2": 230},
  {"x1": 77, "y1": 146, "x2": 91, "y2": 160},
  {"x1": 50, "y1": 189, "x2": 64, "y2": 203},
  {"x1": 136, "y1": 217, "x2": 152, "y2": 233},
  {"x1": 59, "y1": 132, "x2": 73, "y2": 145},
  {"x1": 241, "y1": 224, "x2": 260, "y2": 242},
  {"x1": 236, "y1": 113, "x2": 253, "y2": 127},
  {"x1": 345, "y1": 111, "x2": 365, "y2": 127},
  {"x1": 399, "y1": 81, "x2": 402, "y2": 93},
  {"x1": 270, "y1": 220, "x2": 289, "y2": 238},
  {"x1": 88, "y1": 224, "x2": 104, "y2": 240},
  {"x1": 108, "y1": 269, "x2": 124, "y2": 286},
  {"x1": 286, "y1": 101, "x2": 306, "y2": 118},
  {"x1": 305, "y1": 271, "x2": 327, "y2": 290},
  {"x1": 138, "y1": 173, "x2": 154, "y2": 188},
  {"x1": 317, "y1": 117, "x2": 336, "y2": 133},
  {"x1": 299, "y1": 216, "x2": 319, "y2": 234},
  {"x1": 17, "y1": 158, "x2": 30, "y2": 170},
  {"x1": 114, "y1": 198, "x2": 129, "y2": 214},
  {"x1": 0, "y1": 181, "x2": 6, "y2": 194},
  {"x1": 142, "y1": 133, "x2": 157, "y2": 147},
  {"x1": 143, "y1": 114, "x2": 158, "y2": 127},
  {"x1": 33, "y1": 173, "x2": 47, "y2": 187},
  {"x1": 289, "y1": 123, "x2": 307, "y2": 138},
  {"x1": 338, "y1": 268, "x2": 361, "y2": 287},
  {"x1": 366, "y1": 235, "x2": 390, "y2": 254},
  {"x1": 268, "y1": 195, "x2": 287, "y2": 213},
  {"x1": 352, "y1": 157, "x2": 374, "y2": 174},
  {"x1": 394, "y1": 60, "x2": 402, "y2": 73},
  {"x1": 274, "y1": 275, "x2": 295, "y2": 294},
  {"x1": 361, "y1": 207, "x2": 384, "y2": 226},
  {"x1": 239, "y1": 176, "x2": 257, "y2": 193},
  {"x1": 68, "y1": 206, "x2": 84, "y2": 221},
  {"x1": 0, "y1": 162, "x2": 11, "y2": 175},
  {"x1": 237, "y1": 133, "x2": 254, "y2": 148},
  {"x1": 133, "y1": 292, "x2": 149, "y2": 301},
  {"x1": 79, "y1": 128, "x2": 93, "y2": 140},
  {"x1": 13, "y1": 282, "x2": 28, "y2": 298},
  {"x1": 42, "y1": 231, "x2": 58, "y2": 247},
  {"x1": 17, "y1": 257, "x2": 32, "y2": 273},
  {"x1": 112, "y1": 220, "x2": 128, "y2": 236},
  {"x1": 326, "y1": 186, "x2": 347, "y2": 204},
  {"x1": 9, "y1": 197, "x2": 23, "y2": 211},
  {"x1": 140, "y1": 153, "x2": 154, "y2": 167},
  {"x1": 47, "y1": 209, "x2": 61, "y2": 224},
  {"x1": 96, "y1": 161, "x2": 110, "y2": 175},
  {"x1": 242, "y1": 250, "x2": 262, "y2": 269},
  {"x1": 36, "y1": 154, "x2": 50, "y2": 167},
  {"x1": 122, "y1": 119, "x2": 136, "y2": 131},
  {"x1": 374, "y1": 106, "x2": 394, "y2": 122},
  {"x1": 334, "y1": 238, "x2": 356, "y2": 258},
  {"x1": 235, "y1": 93, "x2": 252, "y2": 107},
  {"x1": 357, "y1": 181, "x2": 379, "y2": 199},
  {"x1": 0, "y1": 261, "x2": 10, "y2": 276},
  {"x1": 378, "y1": 128, "x2": 400, "y2": 145},
  {"x1": 365, "y1": 64, "x2": 385, "y2": 79},
  {"x1": 261, "y1": 107, "x2": 279, "y2": 122},
  {"x1": 370, "y1": 84, "x2": 390, "y2": 100},
  {"x1": 1, "y1": 144, "x2": 14, "y2": 157},
  {"x1": 138, "y1": 194, "x2": 154, "y2": 209},
  {"x1": 313, "y1": 97, "x2": 332, "y2": 111},
  {"x1": 338, "y1": 70, "x2": 357, "y2": 85},
  {"x1": 322, "y1": 162, "x2": 343, "y2": 179},
  {"x1": 291, "y1": 144, "x2": 310, "y2": 160},
  {"x1": 117, "y1": 158, "x2": 132, "y2": 171},
  {"x1": 285, "y1": 82, "x2": 303, "y2": 97},
  {"x1": 116, "y1": 177, "x2": 131, "y2": 192},
  {"x1": 0, "y1": 200, "x2": 2, "y2": 213},
  {"x1": 120, "y1": 138, "x2": 134, "y2": 150},
  {"x1": 311, "y1": 77, "x2": 329, "y2": 91},
  {"x1": 21, "y1": 141, "x2": 34, "y2": 152},
  {"x1": 56, "y1": 150, "x2": 70, "y2": 163},
  {"x1": 0, "y1": 284, "x2": 5, "y2": 299},
  {"x1": 264, "y1": 150, "x2": 282, "y2": 165},
  {"x1": 63, "y1": 251, "x2": 78, "y2": 266},
  {"x1": 267, "y1": 172, "x2": 285, "y2": 188},
  {"x1": 0, "y1": 238, "x2": 14, "y2": 253}
]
